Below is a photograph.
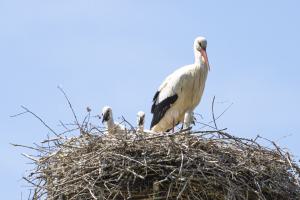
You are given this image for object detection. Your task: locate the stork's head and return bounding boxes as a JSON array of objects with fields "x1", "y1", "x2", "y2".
[
  {"x1": 194, "y1": 36, "x2": 210, "y2": 70},
  {"x1": 137, "y1": 111, "x2": 145, "y2": 127},
  {"x1": 101, "y1": 106, "x2": 113, "y2": 123}
]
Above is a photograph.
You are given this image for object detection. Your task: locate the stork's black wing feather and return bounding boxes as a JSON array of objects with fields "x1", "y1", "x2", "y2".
[
  {"x1": 152, "y1": 91, "x2": 160, "y2": 102},
  {"x1": 151, "y1": 91, "x2": 160, "y2": 113},
  {"x1": 150, "y1": 92, "x2": 178, "y2": 129}
]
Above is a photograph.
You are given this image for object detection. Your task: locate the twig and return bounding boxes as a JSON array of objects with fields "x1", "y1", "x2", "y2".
[
  {"x1": 20, "y1": 106, "x2": 59, "y2": 137},
  {"x1": 121, "y1": 116, "x2": 135, "y2": 131},
  {"x1": 21, "y1": 153, "x2": 39, "y2": 162},
  {"x1": 11, "y1": 143, "x2": 47, "y2": 152},
  {"x1": 211, "y1": 96, "x2": 218, "y2": 130},
  {"x1": 10, "y1": 110, "x2": 29, "y2": 118},
  {"x1": 57, "y1": 86, "x2": 80, "y2": 127}
]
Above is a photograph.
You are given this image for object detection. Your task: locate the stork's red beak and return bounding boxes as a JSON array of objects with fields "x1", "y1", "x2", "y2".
[{"x1": 200, "y1": 48, "x2": 210, "y2": 71}]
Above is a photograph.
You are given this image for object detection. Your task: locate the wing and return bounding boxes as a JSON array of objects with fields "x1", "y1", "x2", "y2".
[
  {"x1": 150, "y1": 92, "x2": 178, "y2": 128},
  {"x1": 150, "y1": 65, "x2": 195, "y2": 129},
  {"x1": 150, "y1": 69, "x2": 185, "y2": 128}
]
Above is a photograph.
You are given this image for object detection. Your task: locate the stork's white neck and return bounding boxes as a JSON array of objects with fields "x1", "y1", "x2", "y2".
[
  {"x1": 106, "y1": 118, "x2": 115, "y2": 130},
  {"x1": 137, "y1": 125, "x2": 144, "y2": 132},
  {"x1": 194, "y1": 50, "x2": 208, "y2": 70}
]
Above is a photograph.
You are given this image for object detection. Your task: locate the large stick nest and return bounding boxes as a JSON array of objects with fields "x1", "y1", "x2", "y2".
[
  {"x1": 21, "y1": 125, "x2": 300, "y2": 200},
  {"x1": 15, "y1": 91, "x2": 300, "y2": 200}
]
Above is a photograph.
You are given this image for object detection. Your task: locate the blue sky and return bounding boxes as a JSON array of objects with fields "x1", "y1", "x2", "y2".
[{"x1": 1, "y1": 0, "x2": 300, "y2": 199}]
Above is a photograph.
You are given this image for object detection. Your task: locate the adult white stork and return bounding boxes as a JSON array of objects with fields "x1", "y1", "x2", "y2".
[
  {"x1": 101, "y1": 106, "x2": 125, "y2": 135},
  {"x1": 150, "y1": 36, "x2": 210, "y2": 132}
]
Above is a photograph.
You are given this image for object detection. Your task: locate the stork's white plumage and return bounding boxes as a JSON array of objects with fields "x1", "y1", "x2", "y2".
[
  {"x1": 150, "y1": 36, "x2": 210, "y2": 133},
  {"x1": 137, "y1": 111, "x2": 145, "y2": 132},
  {"x1": 101, "y1": 106, "x2": 125, "y2": 135},
  {"x1": 183, "y1": 111, "x2": 195, "y2": 129}
]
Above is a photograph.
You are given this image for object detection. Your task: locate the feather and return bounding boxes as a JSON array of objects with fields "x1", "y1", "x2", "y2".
[{"x1": 150, "y1": 93, "x2": 178, "y2": 128}]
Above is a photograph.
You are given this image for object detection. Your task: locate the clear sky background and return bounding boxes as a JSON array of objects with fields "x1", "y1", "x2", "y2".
[{"x1": 1, "y1": 0, "x2": 300, "y2": 199}]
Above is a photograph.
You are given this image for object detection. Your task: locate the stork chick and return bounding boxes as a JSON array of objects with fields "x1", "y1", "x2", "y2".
[
  {"x1": 150, "y1": 36, "x2": 210, "y2": 133},
  {"x1": 137, "y1": 111, "x2": 145, "y2": 132},
  {"x1": 101, "y1": 106, "x2": 125, "y2": 135}
]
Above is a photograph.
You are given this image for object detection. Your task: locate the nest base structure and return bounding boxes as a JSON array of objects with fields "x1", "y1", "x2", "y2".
[{"x1": 23, "y1": 129, "x2": 300, "y2": 200}]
